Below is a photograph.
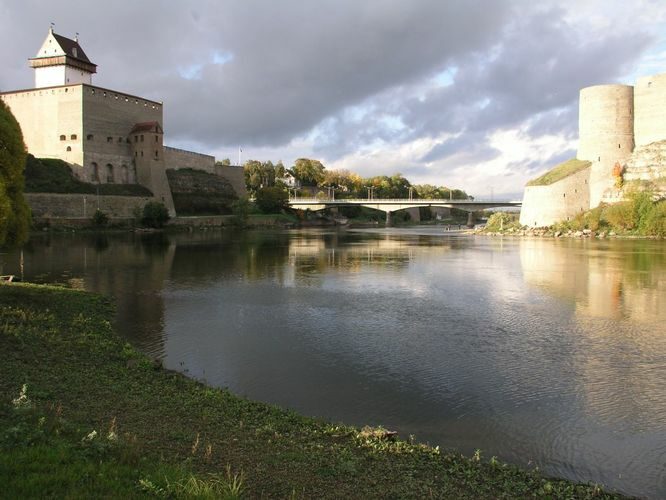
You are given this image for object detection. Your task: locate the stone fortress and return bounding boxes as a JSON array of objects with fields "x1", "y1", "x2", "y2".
[
  {"x1": 0, "y1": 28, "x2": 245, "y2": 217},
  {"x1": 520, "y1": 71, "x2": 666, "y2": 227}
]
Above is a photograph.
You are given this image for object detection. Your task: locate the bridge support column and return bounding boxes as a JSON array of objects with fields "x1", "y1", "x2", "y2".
[
  {"x1": 466, "y1": 211, "x2": 475, "y2": 228},
  {"x1": 385, "y1": 211, "x2": 393, "y2": 227}
]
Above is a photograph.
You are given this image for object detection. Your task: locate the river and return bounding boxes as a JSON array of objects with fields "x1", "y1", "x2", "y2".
[{"x1": 2, "y1": 227, "x2": 665, "y2": 498}]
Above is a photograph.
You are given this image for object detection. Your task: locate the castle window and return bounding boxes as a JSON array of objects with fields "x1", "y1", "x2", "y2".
[
  {"x1": 619, "y1": 144, "x2": 621, "y2": 148},
  {"x1": 91, "y1": 89, "x2": 95, "y2": 94},
  {"x1": 140, "y1": 135, "x2": 144, "y2": 142},
  {"x1": 107, "y1": 136, "x2": 113, "y2": 143},
  {"x1": 71, "y1": 134, "x2": 77, "y2": 140},
  {"x1": 563, "y1": 193, "x2": 566, "y2": 198},
  {"x1": 59, "y1": 135, "x2": 66, "y2": 141},
  {"x1": 134, "y1": 136, "x2": 138, "y2": 143},
  {"x1": 106, "y1": 164, "x2": 114, "y2": 183},
  {"x1": 154, "y1": 150, "x2": 159, "y2": 158},
  {"x1": 66, "y1": 146, "x2": 72, "y2": 152},
  {"x1": 118, "y1": 137, "x2": 123, "y2": 143},
  {"x1": 141, "y1": 151, "x2": 144, "y2": 157},
  {"x1": 92, "y1": 162, "x2": 99, "y2": 182},
  {"x1": 87, "y1": 134, "x2": 94, "y2": 140},
  {"x1": 135, "y1": 152, "x2": 138, "y2": 157},
  {"x1": 155, "y1": 135, "x2": 159, "y2": 142},
  {"x1": 598, "y1": 156, "x2": 601, "y2": 161}
]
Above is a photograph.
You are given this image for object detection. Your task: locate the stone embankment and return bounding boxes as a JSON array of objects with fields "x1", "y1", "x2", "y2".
[{"x1": 480, "y1": 227, "x2": 655, "y2": 239}]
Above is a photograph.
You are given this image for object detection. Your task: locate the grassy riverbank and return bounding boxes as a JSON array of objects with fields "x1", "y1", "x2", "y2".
[{"x1": 0, "y1": 283, "x2": 624, "y2": 498}]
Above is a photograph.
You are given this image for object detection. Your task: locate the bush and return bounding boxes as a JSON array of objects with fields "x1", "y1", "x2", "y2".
[
  {"x1": 255, "y1": 186, "x2": 289, "y2": 214},
  {"x1": 142, "y1": 202, "x2": 170, "y2": 228},
  {"x1": 91, "y1": 209, "x2": 109, "y2": 227},
  {"x1": 231, "y1": 197, "x2": 251, "y2": 227},
  {"x1": 485, "y1": 212, "x2": 521, "y2": 232}
]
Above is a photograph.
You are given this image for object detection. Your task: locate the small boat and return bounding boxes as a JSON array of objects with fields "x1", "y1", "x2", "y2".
[{"x1": 0, "y1": 275, "x2": 16, "y2": 283}]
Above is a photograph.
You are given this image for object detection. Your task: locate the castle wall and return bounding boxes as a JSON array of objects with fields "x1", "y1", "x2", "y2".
[
  {"x1": 577, "y1": 84, "x2": 634, "y2": 208},
  {"x1": 213, "y1": 165, "x2": 248, "y2": 197},
  {"x1": 634, "y1": 73, "x2": 666, "y2": 147},
  {"x1": 164, "y1": 146, "x2": 215, "y2": 173},
  {"x1": 82, "y1": 85, "x2": 163, "y2": 184},
  {"x1": 1, "y1": 86, "x2": 84, "y2": 166},
  {"x1": 519, "y1": 167, "x2": 591, "y2": 227},
  {"x1": 26, "y1": 193, "x2": 152, "y2": 219}
]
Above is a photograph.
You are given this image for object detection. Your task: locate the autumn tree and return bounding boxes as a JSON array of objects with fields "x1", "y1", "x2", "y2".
[
  {"x1": 0, "y1": 99, "x2": 30, "y2": 247},
  {"x1": 292, "y1": 158, "x2": 325, "y2": 187}
]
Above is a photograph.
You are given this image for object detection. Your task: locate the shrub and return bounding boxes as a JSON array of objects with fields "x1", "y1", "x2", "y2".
[
  {"x1": 142, "y1": 202, "x2": 170, "y2": 228},
  {"x1": 255, "y1": 186, "x2": 289, "y2": 214},
  {"x1": 92, "y1": 209, "x2": 109, "y2": 227},
  {"x1": 485, "y1": 212, "x2": 521, "y2": 232}
]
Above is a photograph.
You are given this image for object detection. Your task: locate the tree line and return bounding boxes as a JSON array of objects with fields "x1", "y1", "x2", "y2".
[{"x1": 218, "y1": 157, "x2": 469, "y2": 200}]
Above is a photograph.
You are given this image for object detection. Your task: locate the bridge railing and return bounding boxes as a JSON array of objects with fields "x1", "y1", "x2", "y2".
[{"x1": 288, "y1": 198, "x2": 519, "y2": 204}]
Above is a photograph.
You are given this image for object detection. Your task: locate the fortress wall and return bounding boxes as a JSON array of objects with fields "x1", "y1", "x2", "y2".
[
  {"x1": 82, "y1": 85, "x2": 162, "y2": 183},
  {"x1": 634, "y1": 73, "x2": 666, "y2": 147},
  {"x1": 1, "y1": 86, "x2": 84, "y2": 166},
  {"x1": 214, "y1": 165, "x2": 248, "y2": 197},
  {"x1": 577, "y1": 84, "x2": 634, "y2": 207},
  {"x1": 164, "y1": 146, "x2": 215, "y2": 173},
  {"x1": 519, "y1": 167, "x2": 591, "y2": 227},
  {"x1": 26, "y1": 193, "x2": 152, "y2": 219}
]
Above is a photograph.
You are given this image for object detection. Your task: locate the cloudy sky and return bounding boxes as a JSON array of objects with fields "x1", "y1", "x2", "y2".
[{"x1": 2, "y1": 1, "x2": 666, "y2": 198}]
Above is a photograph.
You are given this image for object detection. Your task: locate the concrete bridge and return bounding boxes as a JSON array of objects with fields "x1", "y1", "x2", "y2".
[{"x1": 288, "y1": 198, "x2": 522, "y2": 226}]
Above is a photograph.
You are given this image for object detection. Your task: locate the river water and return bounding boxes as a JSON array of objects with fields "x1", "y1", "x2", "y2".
[{"x1": 2, "y1": 227, "x2": 665, "y2": 498}]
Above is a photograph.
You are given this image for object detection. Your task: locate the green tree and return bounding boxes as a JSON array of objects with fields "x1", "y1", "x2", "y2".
[
  {"x1": 255, "y1": 186, "x2": 289, "y2": 214},
  {"x1": 0, "y1": 100, "x2": 31, "y2": 247},
  {"x1": 142, "y1": 201, "x2": 170, "y2": 228},
  {"x1": 292, "y1": 158, "x2": 325, "y2": 187},
  {"x1": 216, "y1": 158, "x2": 231, "y2": 166}
]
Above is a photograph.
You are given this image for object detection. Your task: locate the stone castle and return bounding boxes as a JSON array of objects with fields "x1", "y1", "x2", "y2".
[
  {"x1": 0, "y1": 28, "x2": 245, "y2": 217},
  {"x1": 520, "y1": 72, "x2": 666, "y2": 227}
]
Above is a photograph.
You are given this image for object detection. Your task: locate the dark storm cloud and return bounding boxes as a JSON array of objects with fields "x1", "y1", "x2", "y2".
[
  {"x1": 405, "y1": 6, "x2": 651, "y2": 161},
  {"x1": 0, "y1": 0, "x2": 510, "y2": 148}
]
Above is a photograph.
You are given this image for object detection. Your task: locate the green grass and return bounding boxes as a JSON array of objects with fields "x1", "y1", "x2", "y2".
[
  {"x1": 526, "y1": 159, "x2": 591, "y2": 186},
  {"x1": 0, "y1": 283, "x2": 625, "y2": 498}
]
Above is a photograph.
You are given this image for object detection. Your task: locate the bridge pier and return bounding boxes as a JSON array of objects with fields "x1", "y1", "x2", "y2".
[
  {"x1": 385, "y1": 211, "x2": 392, "y2": 227},
  {"x1": 466, "y1": 211, "x2": 475, "y2": 228}
]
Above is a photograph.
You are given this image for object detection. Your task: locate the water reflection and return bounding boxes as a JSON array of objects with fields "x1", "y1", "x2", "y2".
[{"x1": 1, "y1": 229, "x2": 665, "y2": 498}]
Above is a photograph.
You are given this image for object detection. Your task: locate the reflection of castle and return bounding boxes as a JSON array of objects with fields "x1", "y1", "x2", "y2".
[
  {"x1": 521, "y1": 73, "x2": 666, "y2": 227},
  {"x1": 519, "y1": 239, "x2": 666, "y2": 322},
  {"x1": 0, "y1": 28, "x2": 245, "y2": 215}
]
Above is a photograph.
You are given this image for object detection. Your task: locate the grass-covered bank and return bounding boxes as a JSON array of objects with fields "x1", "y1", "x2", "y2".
[{"x1": 0, "y1": 284, "x2": 623, "y2": 498}]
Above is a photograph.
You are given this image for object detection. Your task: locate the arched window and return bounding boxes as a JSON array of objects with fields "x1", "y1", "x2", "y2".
[
  {"x1": 106, "y1": 164, "x2": 114, "y2": 183},
  {"x1": 91, "y1": 162, "x2": 100, "y2": 183},
  {"x1": 60, "y1": 135, "x2": 66, "y2": 141},
  {"x1": 70, "y1": 134, "x2": 77, "y2": 140},
  {"x1": 66, "y1": 146, "x2": 72, "y2": 152}
]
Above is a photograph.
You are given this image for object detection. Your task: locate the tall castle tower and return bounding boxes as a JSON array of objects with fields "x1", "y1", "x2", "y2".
[
  {"x1": 577, "y1": 84, "x2": 634, "y2": 207},
  {"x1": 29, "y1": 26, "x2": 97, "y2": 88}
]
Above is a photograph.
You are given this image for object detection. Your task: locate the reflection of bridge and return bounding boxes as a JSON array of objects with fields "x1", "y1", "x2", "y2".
[{"x1": 288, "y1": 198, "x2": 522, "y2": 225}]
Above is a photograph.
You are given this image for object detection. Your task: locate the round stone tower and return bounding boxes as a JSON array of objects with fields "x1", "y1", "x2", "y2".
[
  {"x1": 577, "y1": 84, "x2": 634, "y2": 207},
  {"x1": 634, "y1": 73, "x2": 666, "y2": 147}
]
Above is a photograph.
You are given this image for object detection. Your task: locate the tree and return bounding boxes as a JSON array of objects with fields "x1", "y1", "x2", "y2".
[
  {"x1": 292, "y1": 158, "x2": 325, "y2": 187},
  {"x1": 216, "y1": 158, "x2": 231, "y2": 166},
  {"x1": 255, "y1": 186, "x2": 289, "y2": 214},
  {"x1": 0, "y1": 99, "x2": 31, "y2": 247},
  {"x1": 142, "y1": 201, "x2": 170, "y2": 228}
]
